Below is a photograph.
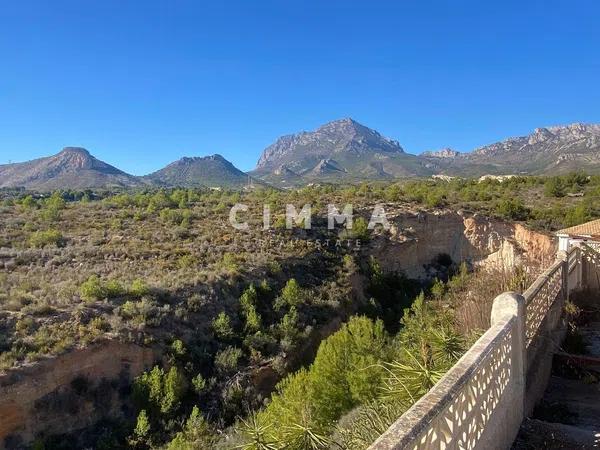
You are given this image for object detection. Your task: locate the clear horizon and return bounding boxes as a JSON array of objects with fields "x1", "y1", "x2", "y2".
[{"x1": 1, "y1": 1, "x2": 599, "y2": 174}]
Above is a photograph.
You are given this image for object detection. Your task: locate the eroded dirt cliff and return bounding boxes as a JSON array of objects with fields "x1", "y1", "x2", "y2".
[
  {"x1": 371, "y1": 209, "x2": 554, "y2": 278},
  {"x1": 0, "y1": 341, "x2": 157, "y2": 448}
]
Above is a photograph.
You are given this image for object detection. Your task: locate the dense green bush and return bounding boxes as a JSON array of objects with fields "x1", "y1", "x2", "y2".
[
  {"x1": 214, "y1": 346, "x2": 243, "y2": 374},
  {"x1": 80, "y1": 275, "x2": 125, "y2": 302},
  {"x1": 133, "y1": 365, "x2": 187, "y2": 416},
  {"x1": 29, "y1": 229, "x2": 64, "y2": 248},
  {"x1": 212, "y1": 312, "x2": 234, "y2": 339},
  {"x1": 495, "y1": 198, "x2": 530, "y2": 221}
]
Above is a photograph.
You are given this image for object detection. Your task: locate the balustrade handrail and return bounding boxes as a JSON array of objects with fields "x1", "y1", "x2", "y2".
[
  {"x1": 369, "y1": 317, "x2": 515, "y2": 449},
  {"x1": 522, "y1": 258, "x2": 563, "y2": 304}
]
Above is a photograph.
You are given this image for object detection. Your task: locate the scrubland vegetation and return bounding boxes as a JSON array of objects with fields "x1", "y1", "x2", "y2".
[{"x1": 0, "y1": 172, "x2": 596, "y2": 448}]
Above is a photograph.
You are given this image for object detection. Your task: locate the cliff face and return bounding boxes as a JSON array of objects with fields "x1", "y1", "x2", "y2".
[
  {"x1": 0, "y1": 341, "x2": 157, "y2": 448},
  {"x1": 371, "y1": 210, "x2": 554, "y2": 278}
]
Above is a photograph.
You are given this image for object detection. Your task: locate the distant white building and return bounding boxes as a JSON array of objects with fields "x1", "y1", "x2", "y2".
[
  {"x1": 478, "y1": 174, "x2": 517, "y2": 183},
  {"x1": 431, "y1": 174, "x2": 455, "y2": 182}
]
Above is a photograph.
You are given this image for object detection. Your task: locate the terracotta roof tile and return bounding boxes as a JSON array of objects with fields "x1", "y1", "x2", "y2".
[{"x1": 557, "y1": 218, "x2": 600, "y2": 237}]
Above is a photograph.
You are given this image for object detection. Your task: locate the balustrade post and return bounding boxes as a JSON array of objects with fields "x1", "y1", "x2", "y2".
[
  {"x1": 491, "y1": 292, "x2": 526, "y2": 423},
  {"x1": 556, "y1": 250, "x2": 568, "y2": 301},
  {"x1": 577, "y1": 247, "x2": 583, "y2": 290}
]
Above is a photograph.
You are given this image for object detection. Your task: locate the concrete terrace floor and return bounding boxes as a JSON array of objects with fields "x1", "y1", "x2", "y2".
[{"x1": 513, "y1": 296, "x2": 600, "y2": 449}]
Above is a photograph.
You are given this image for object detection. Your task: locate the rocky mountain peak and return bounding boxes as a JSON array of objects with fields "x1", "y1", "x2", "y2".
[
  {"x1": 177, "y1": 154, "x2": 226, "y2": 165},
  {"x1": 422, "y1": 148, "x2": 460, "y2": 158},
  {"x1": 316, "y1": 117, "x2": 360, "y2": 133},
  {"x1": 51, "y1": 147, "x2": 102, "y2": 171},
  {"x1": 0, "y1": 147, "x2": 139, "y2": 190},
  {"x1": 255, "y1": 118, "x2": 404, "y2": 170},
  {"x1": 528, "y1": 127, "x2": 555, "y2": 144},
  {"x1": 59, "y1": 147, "x2": 91, "y2": 156}
]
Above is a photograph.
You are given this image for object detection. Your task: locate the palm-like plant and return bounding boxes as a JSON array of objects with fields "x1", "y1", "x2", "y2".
[
  {"x1": 281, "y1": 422, "x2": 331, "y2": 450},
  {"x1": 334, "y1": 401, "x2": 407, "y2": 450},
  {"x1": 235, "y1": 414, "x2": 280, "y2": 450},
  {"x1": 430, "y1": 327, "x2": 465, "y2": 365},
  {"x1": 379, "y1": 349, "x2": 445, "y2": 403}
]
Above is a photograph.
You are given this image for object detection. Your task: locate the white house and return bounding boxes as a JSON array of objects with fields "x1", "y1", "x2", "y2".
[{"x1": 557, "y1": 218, "x2": 600, "y2": 251}]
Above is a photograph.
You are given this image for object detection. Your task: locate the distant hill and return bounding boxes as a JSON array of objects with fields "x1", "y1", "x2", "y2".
[
  {"x1": 422, "y1": 124, "x2": 600, "y2": 176},
  {"x1": 0, "y1": 147, "x2": 141, "y2": 190},
  {"x1": 146, "y1": 154, "x2": 255, "y2": 188},
  {"x1": 252, "y1": 118, "x2": 433, "y2": 184},
  {"x1": 0, "y1": 149, "x2": 255, "y2": 191}
]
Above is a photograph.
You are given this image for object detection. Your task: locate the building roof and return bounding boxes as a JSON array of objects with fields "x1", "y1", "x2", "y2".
[{"x1": 557, "y1": 218, "x2": 600, "y2": 238}]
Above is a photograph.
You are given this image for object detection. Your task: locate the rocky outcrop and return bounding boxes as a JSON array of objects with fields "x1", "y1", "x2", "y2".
[
  {"x1": 0, "y1": 341, "x2": 158, "y2": 448},
  {"x1": 421, "y1": 148, "x2": 460, "y2": 158},
  {"x1": 371, "y1": 209, "x2": 554, "y2": 278}
]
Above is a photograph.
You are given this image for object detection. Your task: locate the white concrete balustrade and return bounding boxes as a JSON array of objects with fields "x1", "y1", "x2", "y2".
[{"x1": 369, "y1": 245, "x2": 589, "y2": 450}]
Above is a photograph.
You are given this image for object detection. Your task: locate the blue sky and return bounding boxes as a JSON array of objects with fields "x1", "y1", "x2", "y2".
[{"x1": 1, "y1": 0, "x2": 599, "y2": 174}]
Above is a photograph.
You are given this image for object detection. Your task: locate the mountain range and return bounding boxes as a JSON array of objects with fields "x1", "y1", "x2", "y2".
[{"x1": 1, "y1": 119, "x2": 600, "y2": 191}]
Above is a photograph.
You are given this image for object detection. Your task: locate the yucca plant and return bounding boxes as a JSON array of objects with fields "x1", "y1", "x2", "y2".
[
  {"x1": 334, "y1": 401, "x2": 407, "y2": 450},
  {"x1": 281, "y1": 422, "x2": 331, "y2": 450},
  {"x1": 235, "y1": 414, "x2": 280, "y2": 450},
  {"x1": 430, "y1": 327, "x2": 465, "y2": 365},
  {"x1": 379, "y1": 349, "x2": 446, "y2": 403}
]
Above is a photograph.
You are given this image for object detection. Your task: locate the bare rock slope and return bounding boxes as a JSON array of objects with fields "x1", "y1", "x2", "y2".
[{"x1": 0, "y1": 147, "x2": 141, "y2": 190}]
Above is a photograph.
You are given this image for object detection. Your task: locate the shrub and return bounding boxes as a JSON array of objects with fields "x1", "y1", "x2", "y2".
[
  {"x1": 80, "y1": 276, "x2": 124, "y2": 302},
  {"x1": 21, "y1": 195, "x2": 38, "y2": 209},
  {"x1": 342, "y1": 216, "x2": 370, "y2": 241},
  {"x1": 130, "y1": 279, "x2": 150, "y2": 298},
  {"x1": 166, "y1": 405, "x2": 215, "y2": 449},
  {"x1": 89, "y1": 317, "x2": 111, "y2": 333},
  {"x1": 104, "y1": 280, "x2": 125, "y2": 298},
  {"x1": 220, "y1": 253, "x2": 239, "y2": 272},
  {"x1": 29, "y1": 230, "x2": 64, "y2": 248},
  {"x1": 212, "y1": 312, "x2": 234, "y2": 339},
  {"x1": 214, "y1": 346, "x2": 243, "y2": 374},
  {"x1": 425, "y1": 191, "x2": 445, "y2": 208},
  {"x1": 564, "y1": 203, "x2": 592, "y2": 227},
  {"x1": 133, "y1": 366, "x2": 187, "y2": 416},
  {"x1": 544, "y1": 177, "x2": 565, "y2": 197},
  {"x1": 275, "y1": 279, "x2": 305, "y2": 309},
  {"x1": 131, "y1": 409, "x2": 150, "y2": 446},
  {"x1": 147, "y1": 191, "x2": 176, "y2": 212},
  {"x1": 171, "y1": 339, "x2": 186, "y2": 357},
  {"x1": 191, "y1": 374, "x2": 207, "y2": 395},
  {"x1": 178, "y1": 254, "x2": 198, "y2": 269},
  {"x1": 159, "y1": 208, "x2": 184, "y2": 225},
  {"x1": 119, "y1": 298, "x2": 162, "y2": 326},
  {"x1": 495, "y1": 198, "x2": 530, "y2": 221},
  {"x1": 80, "y1": 275, "x2": 105, "y2": 302}
]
